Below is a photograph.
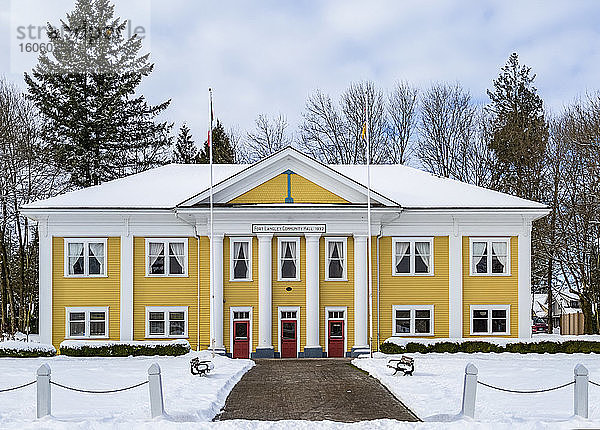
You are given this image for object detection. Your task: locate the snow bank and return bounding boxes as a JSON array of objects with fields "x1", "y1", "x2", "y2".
[
  {"x1": 0, "y1": 340, "x2": 55, "y2": 356},
  {"x1": 384, "y1": 333, "x2": 600, "y2": 346},
  {"x1": 59, "y1": 339, "x2": 191, "y2": 349}
]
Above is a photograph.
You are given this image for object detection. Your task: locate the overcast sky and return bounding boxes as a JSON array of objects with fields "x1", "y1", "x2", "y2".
[{"x1": 2, "y1": 0, "x2": 600, "y2": 142}]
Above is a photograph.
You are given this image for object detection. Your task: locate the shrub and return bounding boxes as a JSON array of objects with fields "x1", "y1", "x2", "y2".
[
  {"x1": 379, "y1": 339, "x2": 600, "y2": 354},
  {"x1": 60, "y1": 340, "x2": 190, "y2": 357},
  {"x1": 0, "y1": 341, "x2": 56, "y2": 358}
]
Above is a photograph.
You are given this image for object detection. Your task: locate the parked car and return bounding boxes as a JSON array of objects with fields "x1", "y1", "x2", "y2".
[{"x1": 532, "y1": 318, "x2": 548, "y2": 334}]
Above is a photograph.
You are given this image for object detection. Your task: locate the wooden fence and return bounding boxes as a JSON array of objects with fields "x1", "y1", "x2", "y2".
[{"x1": 560, "y1": 312, "x2": 585, "y2": 335}]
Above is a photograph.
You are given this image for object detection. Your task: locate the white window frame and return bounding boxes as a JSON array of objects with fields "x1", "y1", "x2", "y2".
[
  {"x1": 277, "y1": 306, "x2": 300, "y2": 357},
  {"x1": 144, "y1": 306, "x2": 188, "y2": 338},
  {"x1": 145, "y1": 238, "x2": 188, "y2": 277},
  {"x1": 230, "y1": 237, "x2": 253, "y2": 281},
  {"x1": 63, "y1": 238, "x2": 108, "y2": 278},
  {"x1": 65, "y1": 306, "x2": 109, "y2": 339},
  {"x1": 469, "y1": 237, "x2": 511, "y2": 276},
  {"x1": 230, "y1": 306, "x2": 253, "y2": 355},
  {"x1": 277, "y1": 237, "x2": 301, "y2": 281},
  {"x1": 324, "y1": 306, "x2": 347, "y2": 356},
  {"x1": 391, "y1": 305, "x2": 435, "y2": 336},
  {"x1": 325, "y1": 237, "x2": 348, "y2": 281},
  {"x1": 391, "y1": 237, "x2": 434, "y2": 276},
  {"x1": 469, "y1": 304, "x2": 511, "y2": 335}
]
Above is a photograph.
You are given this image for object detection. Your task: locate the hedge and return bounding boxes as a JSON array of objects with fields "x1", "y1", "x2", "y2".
[
  {"x1": 380, "y1": 340, "x2": 600, "y2": 354},
  {"x1": 0, "y1": 342, "x2": 56, "y2": 358},
  {"x1": 60, "y1": 340, "x2": 191, "y2": 357}
]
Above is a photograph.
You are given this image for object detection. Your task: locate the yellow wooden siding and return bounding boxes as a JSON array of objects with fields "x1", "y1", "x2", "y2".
[
  {"x1": 271, "y1": 237, "x2": 307, "y2": 352},
  {"x1": 52, "y1": 237, "x2": 121, "y2": 349},
  {"x1": 132, "y1": 237, "x2": 199, "y2": 347},
  {"x1": 462, "y1": 236, "x2": 519, "y2": 337},
  {"x1": 319, "y1": 236, "x2": 354, "y2": 353},
  {"x1": 223, "y1": 237, "x2": 259, "y2": 353},
  {"x1": 228, "y1": 173, "x2": 349, "y2": 204},
  {"x1": 374, "y1": 237, "x2": 450, "y2": 346}
]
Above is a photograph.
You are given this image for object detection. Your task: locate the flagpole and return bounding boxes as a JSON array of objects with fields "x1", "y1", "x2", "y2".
[
  {"x1": 209, "y1": 88, "x2": 215, "y2": 358},
  {"x1": 366, "y1": 92, "x2": 373, "y2": 359}
]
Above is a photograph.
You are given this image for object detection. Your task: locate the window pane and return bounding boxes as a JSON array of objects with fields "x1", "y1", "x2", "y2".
[
  {"x1": 70, "y1": 312, "x2": 85, "y2": 321},
  {"x1": 90, "y1": 321, "x2": 105, "y2": 336},
  {"x1": 169, "y1": 320, "x2": 185, "y2": 336},
  {"x1": 234, "y1": 259, "x2": 248, "y2": 279},
  {"x1": 150, "y1": 256, "x2": 165, "y2": 274},
  {"x1": 396, "y1": 254, "x2": 410, "y2": 273},
  {"x1": 415, "y1": 254, "x2": 429, "y2": 273},
  {"x1": 395, "y1": 319, "x2": 411, "y2": 333},
  {"x1": 415, "y1": 310, "x2": 430, "y2": 319},
  {"x1": 90, "y1": 312, "x2": 105, "y2": 320},
  {"x1": 88, "y1": 256, "x2": 103, "y2": 275},
  {"x1": 395, "y1": 242, "x2": 410, "y2": 273},
  {"x1": 282, "y1": 322, "x2": 296, "y2": 340},
  {"x1": 328, "y1": 259, "x2": 343, "y2": 278},
  {"x1": 282, "y1": 241, "x2": 296, "y2": 259},
  {"x1": 70, "y1": 321, "x2": 85, "y2": 336},
  {"x1": 235, "y1": 322, "x2": 248, "y2": 339},
  {"x1": 169, "y1": 311, "x2": 185, "y2": 321},
  {"x1": 415, "y1": 319, "x2": 430, "y2": 333},
  {"x1": 281, "y1": 259, "x2": 296, "y2": 278},
  {"x1": 492, "y1": 309, "x2": 506, "y2": 319},
  {"x1": 396, "y1": 310, "x2": 410, "y2": 319},
  {"x1": 491, "y1": 255, "x2": 505, "y2": 273},
  {"x1": 149, "y1": 312, "x2": 164, "y2": 321},
  {"x1": 472, "y1": 318, "x2": 488, "y2": 333},
  {"x1": 330, "y1": 322, "x2": 343, "y2": 337},
  {"x1": 491, "y1": 242, "x2": 507, "y2": 255},
  {"x1": 169, "y1": 256, "x2": 184, "y2": 274},
  {"x1": 492, "y1": 318, "x2": 507, "y2": 333},
  {"x1": 150, "y1": 320, "x2": 165, "y2": 335},
  {"x1": 169, "y1": 242, "x2": 185, "y2": 256},
  {"x1": 473, "y1": 242, "x2": 488, "y2": 274},
  {"x1": 473, "y1": 310, "x2": 488, "y2": 319},
  {"x1": 69, "y1": 256, "x2": 85, "y2": 275}
]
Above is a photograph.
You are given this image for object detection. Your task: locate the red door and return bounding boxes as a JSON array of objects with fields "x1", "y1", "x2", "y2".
[
  {"x1": 281, "y1": 320, "x2": 297, "y2": 358},
  {"x1": 233, "y1": 321, "x2": 249, "y2": 359},
  {"x1": 328, "y1": 320, "x2": 344, "y2": 357}
]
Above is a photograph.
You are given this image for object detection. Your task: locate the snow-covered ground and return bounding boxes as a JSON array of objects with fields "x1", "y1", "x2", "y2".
[
  {"x1": 0, "y1": 351, "x2": 252, "y2": 429},
  {"x1": 353, "y1": 352, "x2": 600, "y2": 429},
  {"x1": 384, "y1": 333, "x2": 600, "y2": 346}
]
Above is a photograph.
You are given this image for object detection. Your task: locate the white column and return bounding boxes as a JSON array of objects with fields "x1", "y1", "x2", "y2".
[
  {"x1": 518, "y1": 222, "x2": 533, "y2": 338},
  {"x1": 353, "y1": 234, "x2": 368, "y2": 352},
  {"x1": 38, "y1": 219, "x2": 52, "y2": 345},
  {"x1": 304, "y1": 233, "x2": 321, "y2": 356},
  {"x1": 449, "y1": 228, "x2": 463, "y2": 338},
  {"x1": 257, "y1": 234, "x2": 274, "y2": 355},
  {"x1": 211, "y1": 233, "x2": 225, "y2": 350},
  {"x1": 120, "y1": 232, "x2": 134, "y2": 341}
]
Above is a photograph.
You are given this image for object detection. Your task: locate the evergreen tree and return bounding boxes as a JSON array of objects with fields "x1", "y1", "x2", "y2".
[
  {"x1": 172, "y1": 124, "x2": 199, "y2": 163},
  {"x1": 198, "y1": 119, "x2": 235, "y2": 163},
  {"x1": 24, "y1": 0, "x2": 172, "y2": 187},
  {"x1": 486, "y1": 53, "x2": 548, "y2": 200}
]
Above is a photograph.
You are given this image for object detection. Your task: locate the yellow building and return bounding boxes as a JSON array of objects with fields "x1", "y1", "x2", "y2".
[{"x1": 23, "y1": 148, "x2": 548, "y2": 357}]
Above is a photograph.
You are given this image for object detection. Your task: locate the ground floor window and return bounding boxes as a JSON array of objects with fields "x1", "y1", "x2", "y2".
[
  {"x1": 66, "y1": 307, "x2": 108, "y2": 338},
  {"x1": 470, "y1": 305, "x2": 510, "y2": 335},
  {"x1": 145, "y1": 306, "x2": 188, "y2": 338},
  {"x1": 392, "y1": 305, "x2": 434, "y2": 336}
]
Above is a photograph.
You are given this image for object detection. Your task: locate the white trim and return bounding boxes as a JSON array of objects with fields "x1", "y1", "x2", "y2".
[
  {"x1": 144, "y1": 238, "x2": 189, "y2": 277},
  {"x1": 144, "y1": 306, "x2": 189, "y2": 338},
  {"x1": 229, "y1": 237, "x2": 253, "y2": 281},
  {"x1": 325, "y1": 306, "x2": 347, "y2": 356},
  {"x1": 448, "y1": 232, "x2": 463, "y2": 338},
  {"x1": 324, "y1": 237, "x2": 348, "y2": 281},
  {"x1": 277, "y1": 306, "x2": 300, "y2": 357},
  {"x1": 518, "y1": 228, "x2": 532, "y2": 338},
  {"x1": 119, "y1": 234, "x2": 134, "y2": 341},
  {"x1": 63, "y1": 238, "x2": 108, "y2": 277},
  {"x1": 391, "y1": 305, "x2": 435, "y2": 336},
  {"x1": 391, "y1": 237, "x2": 435, "y2": 276},
  {"x1": 469, "y1": 237, "x2": 511, "y2": 276},
  {"x1": 39, "y1": 230, "x2": 52, "y2": 344},
  {"x1": 277, "y1": 237, "x2": 301, "y2": 281},
  {"x1": 469, "y1": 304, "x2": 511, "y2": 335},
  {"x1": 229, "y1": 306, "x2": 253, "y2": 357},
  {"x1": 65, "y1": 306, "x2": 109, "y2": 339}
]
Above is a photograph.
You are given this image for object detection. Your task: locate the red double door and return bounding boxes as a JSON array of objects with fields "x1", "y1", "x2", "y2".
[
  {"x1": 280, "y1": 320, "x2": 297, "y2": 358},
  {"x1": 328, "y1": 320, "x2": 345, "y2": 357},
  {"x1": 233, "y1": 321, "x2": 249, "y2": 359}
]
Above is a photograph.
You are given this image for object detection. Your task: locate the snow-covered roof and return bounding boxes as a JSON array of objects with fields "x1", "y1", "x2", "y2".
[{"x1": 23, "y1": 147, "x2": 547, "y2": 211}]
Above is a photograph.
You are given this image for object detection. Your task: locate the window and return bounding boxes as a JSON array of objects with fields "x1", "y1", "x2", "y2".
[
  {"x1": 233, "y1": 311, "x2": 250, "y2": 320},
  {"x1": 328, "y1": 310, "x2": 344, "y2": 319},
  {"x1": 146, "y1": 239, "x2": 187, "y2": 276},
  {"x1": 145, "y1": 306, "x2": 188, "y2": 338},
  {"x1": 392, "y1": 305, "x2": 434, "y2": 336},
  {"x1": 64, "y1": 239, "x2": 107, "y2": 277},
  {"x1": 281, "y1": 311, "x2": 297, "y2": 319},
  {"x1": 392, "y1": 238, "x2": 433, "y2": 276},
  {"x1": 470, "y1": 238, "x2": 510, "y2": 275},
  {"x1": 65, "y1": 307, "x2": 108, "y2": 338},
  {"x1": 470, "y1": 305, "x2": 510, "y2": 335},
  {"x1": 230, "y1": 238, "x2": 252, "y2": 281},
  {"x1": 325, "y1": 237, "x2": 347, "y2": 280},
  {"x1": 278, "y1": 237, "x2": 300, "y2": 281}
]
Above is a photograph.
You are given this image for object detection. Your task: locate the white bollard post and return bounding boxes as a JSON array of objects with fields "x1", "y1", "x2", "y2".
[
  {"x1": 574, "y1": 364, "x2": 589, "y2": 418},
  {"x1": 461, "y1": 363, "x2": 478, "y2": 419},
  {"x1": 36, "y1": 363, "x2": 51, "y2": 419},
  {"x1": 148, "y1": 363, "x2": 165, "y2": 418}
]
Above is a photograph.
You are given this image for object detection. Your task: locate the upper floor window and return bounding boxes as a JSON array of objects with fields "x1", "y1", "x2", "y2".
[
  {"x1": 470, "y1": 238, "x2": 510, "y2": 275},
  {"x1": 325, "y1": 237, "x2": 347, "y2": 280},
  {"x1": 146, "y1": 239, "x2": 187, "y2": 277},
  {"x1": 66, "y1": 306, "x2": 108, "y2": 338},
  {"x1": 64, "y1": 238, "x2": 107, "y2": 277},
  {"x1": 230, "y1": 237, "x2": 252, "y2": 281},
  {"x1": 278, "y1": 237, "x2": 300, "y2": 281},
  {"x1": 392, "y1": 238, "x2": 433, "y2": 276}
]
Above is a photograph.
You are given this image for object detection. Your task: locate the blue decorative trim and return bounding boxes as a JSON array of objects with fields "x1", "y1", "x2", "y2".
[
  {"x1": 303, "y1": 346, "x2": 324, "y2": 358},
  {"x1": 252, "y1": 347, "x2": 275, "y2": 358},
  {"x1": 283, "y1": 169, "x2": 295, "y2": 203}
]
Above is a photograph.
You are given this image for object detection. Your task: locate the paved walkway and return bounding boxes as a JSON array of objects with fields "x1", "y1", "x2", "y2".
[{"x1": 216, "y1": 359, "x2": 419, "y2": 422}]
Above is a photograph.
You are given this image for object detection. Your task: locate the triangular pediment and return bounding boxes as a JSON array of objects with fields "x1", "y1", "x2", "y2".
[{"x1": 178, "y1": 147, "x2": 397, "y2": 207}]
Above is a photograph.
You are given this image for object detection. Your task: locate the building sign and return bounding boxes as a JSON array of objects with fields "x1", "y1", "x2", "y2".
[{"x1": 252, "y1": 224, "x2": 326, "y2": 234}]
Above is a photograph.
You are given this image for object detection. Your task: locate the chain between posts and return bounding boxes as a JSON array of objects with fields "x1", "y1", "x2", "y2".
[
  {"x1": 477, "y1": 380, "x2": 574, "y2": 394},
  {"x1": 0, "y1": 380, "x2": 36, "y2": 393},
  {"x1": 49, "y1": 380, "x2": 148, "y2": 394}
]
